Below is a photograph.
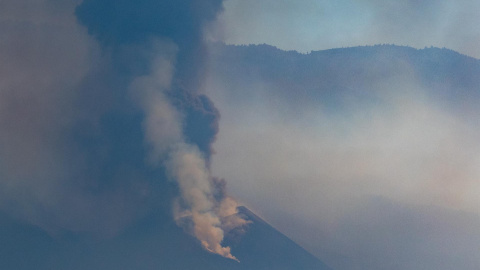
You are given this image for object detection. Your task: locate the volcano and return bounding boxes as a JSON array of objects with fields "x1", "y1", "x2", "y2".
[{"x1": 0, "y1": 206, "x2": 331, "y2": 270}]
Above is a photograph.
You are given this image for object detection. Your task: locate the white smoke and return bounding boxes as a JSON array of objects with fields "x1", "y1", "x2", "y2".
[
  {"x1": 130, "y1": 40, "x2": 245, "y2": 261},
  {"x1": 167, "y1": 144, "x2": 239, "y2": 262},
  {"x1": 130, "y1": 40, "x2": 182, "y2": 163},
  {"x1": 0, "y1": 0, "x2": 245, "y2": 260},
  {"x1": 217, "y1": 196, "x2": 250, "y2": 234}
]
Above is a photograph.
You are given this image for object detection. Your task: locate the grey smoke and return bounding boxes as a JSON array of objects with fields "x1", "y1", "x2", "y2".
[
  {"x1": 0, "y1": 0, "x2": 246, "y2": 260},
  {"x1": 130, "y1": 40, "x2": 245, "y2": 259}
]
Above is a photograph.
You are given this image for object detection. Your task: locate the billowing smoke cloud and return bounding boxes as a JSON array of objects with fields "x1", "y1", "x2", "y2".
[
  {"x1": 127, "y1": 38, "x2": 246, "y2": 260},
  {"x1": 0, "y1": 0, "x2": 245, "y2": 261},
  {"x1": 167, "y1": 144, "x2": 239, "y2": 261},
  {"x1": 76, "y1": 0, "x2": 249, "y2": 260}
]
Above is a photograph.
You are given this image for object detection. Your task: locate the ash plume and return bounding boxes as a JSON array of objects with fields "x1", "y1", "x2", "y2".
[
  {"x1": 167, "y1": 144, "x2": 239, "y2": 261},
  {"x1": 0, "y1": 0, "x2": 245, "y2": 261},
  {"x1": 77, "y1": 0, "x2": 247, "y2": 260},
  {"x1": 128, "y1": 40, "x2": 245, "y2": 260}
]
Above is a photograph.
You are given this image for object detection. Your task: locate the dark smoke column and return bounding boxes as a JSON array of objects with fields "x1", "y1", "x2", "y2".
[{"x1": 77, "y1": 0, "x2": 246, "y2": 260}]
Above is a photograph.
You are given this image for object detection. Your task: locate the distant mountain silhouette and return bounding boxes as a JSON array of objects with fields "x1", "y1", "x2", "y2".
[
  {"x1": 208, "y1": 43, "x2": 480, "y2": 114},
  {"x1": 206, "y1": 43, "x2": 480, "y2": 270}
]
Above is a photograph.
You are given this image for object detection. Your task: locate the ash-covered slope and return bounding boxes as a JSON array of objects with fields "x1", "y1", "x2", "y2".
[
  {"x1": 0, "y1": 206, "x2": 330, "y2": 270},
  {"x1": 228, "y1": 206, "x2": 331, "y2": 270}
]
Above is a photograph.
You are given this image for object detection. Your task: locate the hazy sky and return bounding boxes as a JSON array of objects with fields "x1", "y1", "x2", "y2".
[
  {"x1": 216, "y1": 0, "x2": 480, "y2": 58},
  {"x1": 206, "y1": 47, "x2": 480, "y2": 270},
  {"x1": 206, "y1": 3, "x2": 480, "y2": 266}
]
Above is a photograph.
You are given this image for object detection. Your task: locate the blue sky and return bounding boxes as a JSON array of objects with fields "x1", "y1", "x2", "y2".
[
  {"x1": 205, "y1": 2, "x2": 480, "y2": 269},
  {"x1": 217, "y1": 0, "x2": 480, "y2": 58}
]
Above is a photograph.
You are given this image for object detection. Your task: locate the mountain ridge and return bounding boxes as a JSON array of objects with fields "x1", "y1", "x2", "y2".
[
  {"x1": 208, "y1": 42, "x2": 480, "y2": 115},
  {"x1": 214, "y1": 42, "x2": 479, "y2": 60}
]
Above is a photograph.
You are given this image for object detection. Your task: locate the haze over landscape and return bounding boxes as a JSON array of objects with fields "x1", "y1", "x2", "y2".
[{"x1": 1, "y1": 1, "x2": 480, "y2": 270}]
